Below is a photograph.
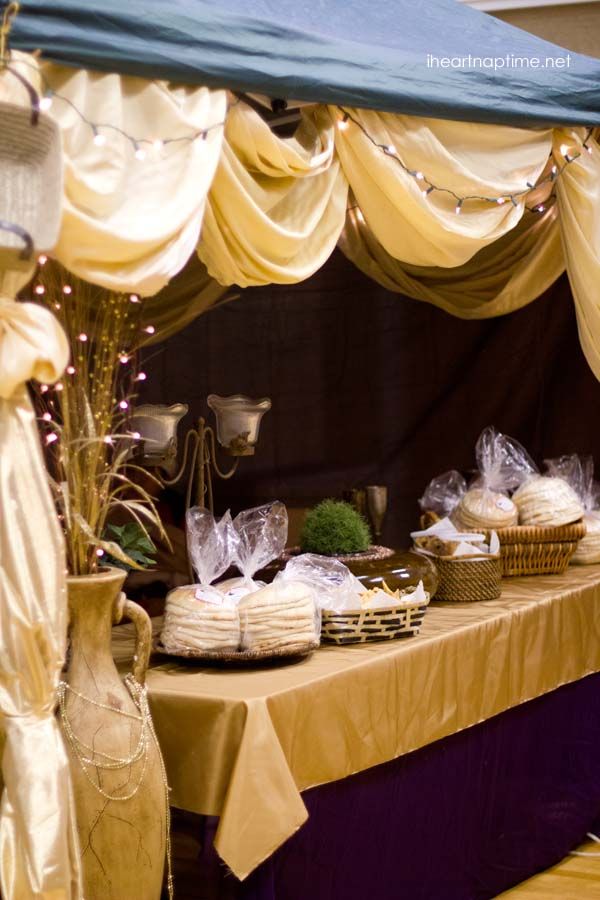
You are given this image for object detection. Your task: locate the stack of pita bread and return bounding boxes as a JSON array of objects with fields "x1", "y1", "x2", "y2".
[
  {"x1": 512, "y1": 475, "x2": 584, "y2": 527},
  {"x1": 572, "y1": 512, "x2": 600, "y2": 564},
  {"x1": 161, "y1": 587, "x2": 240, "y2": 653},
  {"x1": 453, "y1": 487, "x2": 518, "y2": 530},
  {"x1": 239, "y1": 581, "x2": 319, "y2": 653}
]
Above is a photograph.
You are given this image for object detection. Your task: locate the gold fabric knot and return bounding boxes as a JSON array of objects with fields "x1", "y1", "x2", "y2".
[{"x1": 0, "y1": 294, "x2": 68, "y2": 398}]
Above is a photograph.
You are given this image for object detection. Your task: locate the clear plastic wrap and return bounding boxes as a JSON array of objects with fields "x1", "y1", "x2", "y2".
[
  {"x1": 161, "y1": 507, "x2": 240, "y2": 652},
  {"x1": 279, "y1": 553, "x2": 364, "y2": 613},
  {"x1": 186, "y1": 507, "x2": 237, "y2": 603},
  {"x1": 224, "y1": 501, "x2": 288, "y2": 600},
  {"x1": 418, "y1": 470, "x2": 466, "y2": 518},
  {"x1": 454, "y1": 427, "x2": 535, "y2": 529},
  {"x1": 545, "y1": 455, "x2": 600, "y2": 561}
]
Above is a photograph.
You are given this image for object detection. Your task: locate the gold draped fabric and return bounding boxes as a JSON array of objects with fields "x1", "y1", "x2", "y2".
[
  {"x1": 557, "y1": 131, "x2": 600, "y2": 379},
  {"x1": 197, "y1": 101, "x2": 348, "y2": 287},
  {"x1": 7, "y1": 53, "x2": 593, "y2": 381},
  {"x1": 0, "y1": 288, "x2": 82, "y2": 899},
  {"x1": 111, "y1": 567, "x2": 600, "y2": 881},
  {"x1": 339, "y1": 203, "x2": 564, "y2": 318}
]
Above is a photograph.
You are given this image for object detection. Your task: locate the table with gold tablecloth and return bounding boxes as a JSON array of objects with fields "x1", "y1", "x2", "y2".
[{"x1": 113, "y1": 565, "x2": 600, "y2": 881}]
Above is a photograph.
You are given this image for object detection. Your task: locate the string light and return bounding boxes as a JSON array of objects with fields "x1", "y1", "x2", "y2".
[
  {"x1": 34, "y1": 284, "x2": 45, "y2": 295},
  {"x1": 96, "y1": 548, "x2": 105, "y2": 557},
  {"x1": 78, "y1": 333, "x2": 88, "y2": 342},
  {"x1": 131, "y1": 431, "x2": 141, "y2": 440},
  {"x1": 356, "y1": 209, "x2": 365, "y2": 224},
  {"x1": 92, "y1": 127, "x2": 106, "y2": 147},
  {"x1": 55, "y1": 382, "x2": 64, "y2": 391},
  {"x1": 119, "y1": 354, "x2": 130, "y2": 364},
  {"x1": 66, "y1": 365, "x2": 76, "y2": 375},
  {"x1": 135, "y1": 372, "x2": 147, "y2": 382},
  {"x1": 63, "y1": 284, "x2": 72, "y2": 294},
  {"x1": 38, "y1": 254, "x2": 47, "y2": 266},
  {"x1": 144, "y1": 325, "x2": 155, "y2": 335},
  {"x1": 134, "y1": 143, "x2": 146, "y2": 161},
  {"x1": 153, "y1": 139, "x2": 164, "y2": 152},
  {"x1": 40, "y1": 384, "x2": 49, "y2": 393},
  {"x1": 337, "y1": 107, "x2": 593, "y2": 216},
  {"x1": 129, "y1": 294, "x2": 141, "y2": 304},
  {"x1": 46, "y1": 433, "x2": 58, "y2": 445},
  {"x1": 40, "y1": 93, "x2": 53, "y2": 112},
  {"x1": 104, "y1": 436, "x2": 113, "y2": 445},
  {"x1": 119, "y1": 400, "x2": 128, "y2": 410},
  {"x1": 42, "y1": 412, "x2": 52, "y2": 421}
]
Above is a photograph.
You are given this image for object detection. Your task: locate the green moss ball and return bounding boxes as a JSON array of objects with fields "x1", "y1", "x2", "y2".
[{"x1": 300, "y1": 499, "x2": 371, "y2": 556}]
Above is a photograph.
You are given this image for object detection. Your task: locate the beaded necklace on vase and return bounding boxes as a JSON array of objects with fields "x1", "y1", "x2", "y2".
[{"x1": 57, "y1": 673, "x2": 173, "y2": 899}]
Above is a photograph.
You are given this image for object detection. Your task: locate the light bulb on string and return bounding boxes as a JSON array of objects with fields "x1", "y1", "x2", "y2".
[
  {"x1": 40, "y1": 94, "x2": 53, "y2": 112},
  {"x1": 129, "y1": 294, "x2": 141, "y2": 304},
  {"x1": 415, "y1": 171, "x2": 424, "y2": 181},
  {"x1": 119, "y1": 400, "x2": 129, "y2": 410},
  {"x1": 119, "y1": 354, "x2": 130, "y2": 364},
  {"x1": 42, "y1": 412, "x2": 52, "y2": 422},
  {"x1": 144, "y1": 325, "x2": 155, "y2": 335},
  {"x1": 40, "y1": 384, "x2": 49, "y2": 394},
  {"x1": 559, "y1": 144, "x2": 571, "y2": 161},
  {"x1": 46, "y1": 433, "x2": 58, "y2": 445},
  {"x1": 135, "y1": 372, "x2": 147, "y2": 382},
  {"x1": 63, "y1": 285, "x2": 72, "y2": 295},
  {"x1": 66, "y1": 365, "x2": 76, "y2": 375},
  {"x1": 153, "y1": 138, "x2": 164, "y2": 153},
  {"x1": 455, "y1": 200, "x2": 463, "y2": 215},
  {"x1": 134, "y1": 143, "x2": 146, "y2": 161},
  {"x1": 38, "y1": 254, "x2": 47, "y2": 266},
  {"x1": 92, "y1": 127, "x2": 106, "y2": 147},
  {"x1": 338, "y1": 114, "x2": 350, "y2": 132},
  {"x1": 356, "y1": 209, "x2": 365, "y2": 224},
  {"x1": 384, "y1": 144, "x2": 396, "y2": 156},
  {"x1": 55, "y1": 382, "x2": 63, "y2": 392},
  {"x1": 131, "y1": 431, "x2": 141, "y2": 440},
  {"x1": 96, "y1": 548, "x2": 105, "y2": 558},
  {"x1": 496, "y1": 197, "x2": 506, "y2": 205},
  {"x1": 78, "y1": 333, "x2": 88, "y2": 342},
  {"x1": 34, "y1": 284, "x2": 45, "y2": 295}
]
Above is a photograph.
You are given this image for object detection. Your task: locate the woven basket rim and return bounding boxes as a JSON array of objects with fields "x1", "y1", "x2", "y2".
[
  {"x1": 322, "y1": 601, "x2": 429, "y2": 619},
  {"x1": 490, "y1": 520, "x2": 585, "y2": 543}
]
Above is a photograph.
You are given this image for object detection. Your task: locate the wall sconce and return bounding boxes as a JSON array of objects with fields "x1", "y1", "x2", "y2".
[{"x1": 131, "y1": 394, "x2": 271, "y2": 512}]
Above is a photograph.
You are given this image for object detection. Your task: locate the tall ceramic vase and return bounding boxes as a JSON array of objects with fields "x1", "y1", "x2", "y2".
[{"x1": 60, "y1": 567, "x2": 168, "y2": 900}]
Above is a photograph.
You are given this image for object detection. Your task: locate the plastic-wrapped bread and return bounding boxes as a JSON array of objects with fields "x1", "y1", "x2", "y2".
[
  {"x1": 161, "y1": 587, "x2": 240, "y2": 652},
  {"x1": 239, "y1": 580, "x2": 319, "y2": 653},
  {"x1": 452, "y1": 426, "x2": 533, "y2": 531},
  {"x1": 545, "y1": 454, "x2": 600, "y2": 563},
  {"x1": 453, "y1": 487, "x2": 518, "y2": 530},
  {"x1": 513, "y1": 475, "x2": 584, "y2": 527},
  {"x1": 572, "y1": 512, "x2": 600, "y2": 564}
]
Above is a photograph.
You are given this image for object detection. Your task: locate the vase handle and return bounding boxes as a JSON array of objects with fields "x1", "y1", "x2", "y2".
[{"x1": 113, "y1": 592, "x2": 153, "y2": 685}]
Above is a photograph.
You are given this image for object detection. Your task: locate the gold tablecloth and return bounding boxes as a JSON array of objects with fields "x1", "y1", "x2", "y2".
[{"x1": 114, "y1": 567, "x2": 600, "y2": 880}]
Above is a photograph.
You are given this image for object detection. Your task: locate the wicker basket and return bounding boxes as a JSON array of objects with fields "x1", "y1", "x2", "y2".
[
  {"x1": 490, "y1": 521, "x2": 586, "y2": 576},
  {"x1": 321, "y1": 601, "x2": 428, "y2": 645},
  {"x1": 433, "y1": 554, "x2": 502, "y2": 602}
]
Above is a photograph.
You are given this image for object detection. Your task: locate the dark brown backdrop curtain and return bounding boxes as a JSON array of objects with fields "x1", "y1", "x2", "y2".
[{"x1": 139, "y1": 249, "x2": 600, "y2": 547}]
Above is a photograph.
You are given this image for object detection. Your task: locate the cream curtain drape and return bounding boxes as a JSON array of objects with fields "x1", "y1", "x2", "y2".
[
  {"x1": 557, "y1": 131, "x2": 600, "y2": 379},
  {"x1": 197, "y1": 101, "x2": 348, "y2": 287},
  {"x1": 32, "y1": 56, "x2": 600, "y2": 386},
  {"x1": 0, "y1": 279, "x2": 82, "y2": 900},
  {"x1": 42, "y1": 62, "x2": 227, "y2": 297}
]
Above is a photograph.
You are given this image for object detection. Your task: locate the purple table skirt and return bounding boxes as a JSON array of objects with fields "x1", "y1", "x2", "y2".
[{"x1": 194, "y1": 671, "x2": 600, "y2": 900}]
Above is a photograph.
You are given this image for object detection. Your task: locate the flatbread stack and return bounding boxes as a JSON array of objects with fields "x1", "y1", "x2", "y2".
[
  {"x1": 239, "y1": 581, "x2": 319, "y2": 653},
  {"x1": 160, "y1": 587, "x2": 240, "y2": 653},
  {"x1": 512, "y1": 475, "x2": 584, "y2": 527},
  {"x1": 453, "y1": 487, "x2": 518, "y2": 530},
  {"x1": 572, "y1": 512, "x2": 600, "y2": 564}
]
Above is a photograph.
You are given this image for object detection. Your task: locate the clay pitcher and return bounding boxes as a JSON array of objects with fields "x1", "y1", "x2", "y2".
[{"x1": 60, "y1": 567, "x2": 167, "y2": 900}]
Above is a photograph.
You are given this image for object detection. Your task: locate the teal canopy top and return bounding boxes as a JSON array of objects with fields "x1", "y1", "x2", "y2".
[{"x1": 9, "y1": 0, "x2": 600, "y2": 126}]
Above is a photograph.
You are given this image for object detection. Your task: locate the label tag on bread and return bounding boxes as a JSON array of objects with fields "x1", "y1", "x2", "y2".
[{"x1": 195, "y1": 587, "x2": 224, "y2": 606}]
